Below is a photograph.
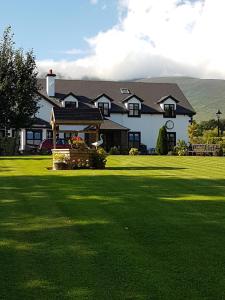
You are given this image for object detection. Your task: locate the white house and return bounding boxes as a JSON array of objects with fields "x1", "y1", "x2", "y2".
[{"x1": 19, "y1": 70, "x2": 195, "y2": 153}]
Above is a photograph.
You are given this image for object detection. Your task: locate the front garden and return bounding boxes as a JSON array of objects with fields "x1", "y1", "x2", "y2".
[{"x1": 0, "y1": 155, "x2": 225, "y2": 299}]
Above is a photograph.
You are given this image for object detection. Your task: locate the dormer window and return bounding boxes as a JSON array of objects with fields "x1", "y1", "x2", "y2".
[
  {"x1": 128, "y1": 103, "x2": 140, "y2": 117},
  {"x1": 98, "y1": 102, "x2": 110, "y2": 117},
  {"x1": 164, "y1": 104, "x2": 176, "y2": 118},
  {"x1": 65, "y1": 101, "x2": 77, "y2": 108}
]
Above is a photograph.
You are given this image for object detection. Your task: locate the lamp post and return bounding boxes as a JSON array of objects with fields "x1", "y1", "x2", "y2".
[{"x1": 216, "y1": 109, "x2": 222, "y2": 137}]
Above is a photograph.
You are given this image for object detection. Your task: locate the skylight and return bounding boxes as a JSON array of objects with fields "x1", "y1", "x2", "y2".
[{"x1": 120, "y1": 88, "x2": 130, "y2": 94}]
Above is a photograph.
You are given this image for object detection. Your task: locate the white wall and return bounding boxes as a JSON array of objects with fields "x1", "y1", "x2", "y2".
[
  {"x1": 160, "y1": 97, "x2": 177, "y2": 110},
  {"x1": 110, "y1": 113, "x2": 190, "y2": 149},
  {"x1": 124, "y1": 96, "x2": 142, "y2": 109},
  {"x1": 94, "y1": 96, "x2": 111, "y2": 109},
  {"x1": 62, "y1": 95, "x2": 79, "y2": 107},
  {"x1": 36, "y1": 98, "x2": 54, "y2": 122}
]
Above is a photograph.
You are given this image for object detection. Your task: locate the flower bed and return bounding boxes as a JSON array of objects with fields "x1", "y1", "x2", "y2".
[{"x1": 52, "y1": 147, "x2": 107, "y2": 170}]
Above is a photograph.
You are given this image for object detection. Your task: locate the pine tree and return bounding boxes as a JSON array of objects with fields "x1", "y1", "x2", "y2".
[{"x1": 156, "y1": 126, "x2": 168, "y2": 155}]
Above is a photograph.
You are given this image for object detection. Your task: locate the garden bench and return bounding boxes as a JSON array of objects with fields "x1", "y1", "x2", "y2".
[{"x1": 188, "y1": 144, "x2": 220, "y2": 156}]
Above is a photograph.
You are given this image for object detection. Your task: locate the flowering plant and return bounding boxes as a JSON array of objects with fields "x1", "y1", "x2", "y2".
[
  {"x1": 71, "y1": 158, "x2": 90, "y2": 169},
  {"x1": 69, "y1": 136, "x2": 86, "y2": 149}
]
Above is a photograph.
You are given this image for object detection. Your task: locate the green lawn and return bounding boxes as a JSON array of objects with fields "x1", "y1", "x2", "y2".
[{"x1": 0, "y1": 156, "x2": 225, "y2": 300}]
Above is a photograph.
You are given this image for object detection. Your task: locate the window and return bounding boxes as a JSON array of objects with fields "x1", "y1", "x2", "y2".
[
  {"x1": 64, "y1": 132, "x2": 78, "y2": 141},
  {"x1": 120, "y1": 88, "x2": 130, "y2": 94},
  {"x1": 128, "y1": 132, "x2": 141, "y2": 149},
  {"x1": 167, "y1": 132, "x2": 176, "y2": 151},
  {"x1": 0, "y1": 129, "x2": 5, "y2": 138},
  {"x1": 65, "y1": 101, "x2": 77, "y2": 108},
  {"x1": 98, "y1": 102, "x2": 110, "y2": 116},
  {"x1": 47, "y1": 130, "x2": 53, "y2": 139},
  {"x1": 164, "y1": 104, "x2": 176, "y2": 118},
  {"x1": 128, "y1": 103, "x2": 140, "y2": 117},
  {"x1": 26, "y1": 130, "x2": 42, "y2": 145}
]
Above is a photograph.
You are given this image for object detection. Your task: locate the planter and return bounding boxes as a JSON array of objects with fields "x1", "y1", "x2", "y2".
[{"x1": 54, "y1": 161, "x2": 68, "y2": 170}]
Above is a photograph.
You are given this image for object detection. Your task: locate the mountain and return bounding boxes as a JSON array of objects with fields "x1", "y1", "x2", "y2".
[{"x1": 138, "y1": 77, "x2": 225, "y2": 121}]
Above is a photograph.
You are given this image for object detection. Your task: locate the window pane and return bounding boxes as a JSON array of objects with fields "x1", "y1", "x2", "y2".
[{"x1": 27, "y1": 131, "x2": 33, "y2": 139}]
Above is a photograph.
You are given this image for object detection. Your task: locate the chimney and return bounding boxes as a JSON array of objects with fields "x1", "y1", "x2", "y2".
[{"x1": 46, "y1": 69, "x2": 56, "y2": 97}]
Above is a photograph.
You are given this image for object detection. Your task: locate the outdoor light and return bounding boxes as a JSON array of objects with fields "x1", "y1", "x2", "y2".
[{"x1": 216, "y1": 109, "x2": 222, "y2": 137}]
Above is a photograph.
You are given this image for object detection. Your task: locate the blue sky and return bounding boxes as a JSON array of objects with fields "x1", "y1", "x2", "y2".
[
  {"x1": 0, "y1": 0, "x2": 118, "y2": 60},
  {"x1": 0, "y1": 0, "x2": 224, "y2": 80}
]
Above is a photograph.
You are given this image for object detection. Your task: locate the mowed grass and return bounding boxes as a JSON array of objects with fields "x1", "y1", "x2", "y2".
[{"x1": 0, "y1": 156, "x2": 225, "y2": 300}]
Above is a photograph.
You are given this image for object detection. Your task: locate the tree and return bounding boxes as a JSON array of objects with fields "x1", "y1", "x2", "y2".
[
  {"x1": 188, "y1": 120, "x2": 201, "y2": 143},
  {"x1": 156, "y1": 126, "x2": 168, "y2": 155},
  {"x1": 0, "y1": 26, "x2": 39, "y2": 150}
]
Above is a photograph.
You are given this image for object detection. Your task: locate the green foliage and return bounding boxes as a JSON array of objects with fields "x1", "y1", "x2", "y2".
[
  {"x1": 188, "y1": 121, "x2": 202, "y2": 143},
  {"x1": 0, "y1": 137, "x2": 18, "y2": 155},
  {"x1": 53, "y1": 153, "x2": 69, "y2": 163},
  {"x1": 175, "y1": 139, "x2": 187, "y2": 156},
  {"x1": 0, "y1": 26, "x2": 39, "y2": 131},
  {"x1": 129, "y1": 148, "x2": 139, "y2": 155},
  {"x1": 92, "y1": 147, "x2": 107, "y2": 169},
  {"x1": 109, "y1": 146, "x2": 120, "y2": 155},
  {"x1": 156, "y1": 126, "x2": 168, "y2": 155}
]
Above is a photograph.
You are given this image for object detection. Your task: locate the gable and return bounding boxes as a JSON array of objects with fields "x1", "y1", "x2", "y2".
[{"x1": 62, "y1": 94, "x2": 79, "y2": 108}]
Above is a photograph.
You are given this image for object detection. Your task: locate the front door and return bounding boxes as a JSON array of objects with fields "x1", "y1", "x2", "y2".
[{"x1": 167, "y1": 132, "x2": 176, "y2": 151}]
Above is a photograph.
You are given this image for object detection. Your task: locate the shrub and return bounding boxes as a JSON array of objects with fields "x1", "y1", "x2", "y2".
[
  {"x1": 129, "y1": 148, "x2": 139, "y2": 155},
  {"x1": 175, "y1": 139, "x2": 188, "y2": 156},
  {"x1": 109, "y1": 146, "x2": 120, "y2": 155},
  {"x1": 156, "y1": 126, "x2": 168, "y2": 155},
  {"x1": 0, "y1": 137, "x2": 19, "y2": 155},
  {"x1": 92, "y1": 147, "x2": 107, "y2": 169}
]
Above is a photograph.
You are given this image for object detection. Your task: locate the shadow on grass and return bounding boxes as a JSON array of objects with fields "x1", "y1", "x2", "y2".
[
  {"x1": 0, "y1": 156, "x2": 50, "y2": 161},
  {"x1": 0, "y1": 174, "x2": 225, "y2": 299},
  {"x1": 106, "y1": 166, "x2": 186, "y2": 170}
]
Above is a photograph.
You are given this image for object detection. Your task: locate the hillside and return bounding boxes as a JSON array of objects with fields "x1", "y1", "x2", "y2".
[{"x1": 138, "y1": 77, "x2": 225, "y2": 121}]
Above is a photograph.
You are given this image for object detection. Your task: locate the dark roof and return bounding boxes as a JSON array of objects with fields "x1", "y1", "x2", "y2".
[
  {"x1": 100, "y1": 119, "x2": 129, "y2": 131},
  {"x1": 156, "y1": 95, "x2": 179, "y2": 104},
  {"x1": 32, "y1": 117, "x2": 51, "y2": 128},
  {"x1": 122, "y1": 94, "x2": 144, "y2": 103},
  {"x1": 52, "y1": 107, "x2": 103, "y2": 123},
  {"x1": 92, "y1": 93, "x2": 114, "y2": 103},
  {"x1": 38, "y1": 78, "x2": 195, "y2": 115}
]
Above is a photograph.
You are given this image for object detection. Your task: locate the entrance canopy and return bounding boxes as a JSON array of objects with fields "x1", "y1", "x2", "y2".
[{"x1": 50, "y1": 107, "x2": 103, "y2": 148}]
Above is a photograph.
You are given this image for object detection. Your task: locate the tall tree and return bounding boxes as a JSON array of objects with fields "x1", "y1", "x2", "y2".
[
  {"x1": 156, "y1": 126, "x2": 168, "y2": 155},
  {"x1": 0, "y1": 26, "x2": 39, "y2": 138}
]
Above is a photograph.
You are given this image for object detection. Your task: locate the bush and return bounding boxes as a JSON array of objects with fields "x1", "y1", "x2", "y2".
[
  {"x1": 129, "y1": 148, "x2": 139, "y2": 155},
  {"x1": 175, "y1": 139, "x2": 187, "y2": 156},
  {"x1": 156, "y1": 126, "x2": 168, "y2": 155},
  {"x1": 92, "y1": 147, "x2": 107, "y2": 169},
  {"x1": 0, "y1": 137, "x2": 19, "y2": 155},
  {"x1": 109, "y1": 146, "x2": 120, "y2": 155}
]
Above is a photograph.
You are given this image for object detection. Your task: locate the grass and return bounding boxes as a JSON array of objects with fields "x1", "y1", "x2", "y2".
[{"x1": 0, "y1": 155, "x2": 225, "y2": 299}]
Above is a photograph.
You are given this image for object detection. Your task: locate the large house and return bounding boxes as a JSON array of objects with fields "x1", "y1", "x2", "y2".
[{"x1": 19, "y1": 70, "x2": 195, "y2": 153}]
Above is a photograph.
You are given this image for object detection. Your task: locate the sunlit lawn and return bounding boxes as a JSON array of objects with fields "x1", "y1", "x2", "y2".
[{"x1": 0, "y1": 155, "x2": 225, "y2": 299}]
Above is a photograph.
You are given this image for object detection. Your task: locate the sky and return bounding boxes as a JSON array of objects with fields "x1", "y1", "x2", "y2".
[{"x1": 0, "y1": 0, "x2": 225, "y2": 80}]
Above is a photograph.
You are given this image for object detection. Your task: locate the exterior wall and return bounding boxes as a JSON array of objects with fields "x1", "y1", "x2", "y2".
[
  {"x1": 62, "y1": 95, "x2": 79, "y2": 107},
  {"x1": 36, "y1": 98, "x2": 54, "y2": 122},
  {"x1": 159, "y1": 98, "x2": 177, "y2": 110},
  {"x1": 94, "y1": 96, "x2": 112, "y2": 109},
  {"x1": 110, "y1": 113, "x2": 190, "y2": 149},
  {"x1": 46, "y1": 76, "x2": 55, "y2": 97},
  {"x1": 124, "y1": 96, "x2": 142, "y2": 109}
]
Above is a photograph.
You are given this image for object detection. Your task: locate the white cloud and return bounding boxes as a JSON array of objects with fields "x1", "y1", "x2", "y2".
[
  {"x1": 61, "y1": 48, "x2": 85, "y2": 55},
  {"x1": 37, "y1": 0, "x2": 225, "y2": 80},
  {"x1": 90, "y1": 0, "x2": 98, "y2": 5}
]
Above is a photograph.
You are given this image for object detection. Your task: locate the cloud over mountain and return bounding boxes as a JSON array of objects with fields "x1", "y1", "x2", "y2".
[{"x1": 37, "y1": 0, "x2": 225, "y2": 80}]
